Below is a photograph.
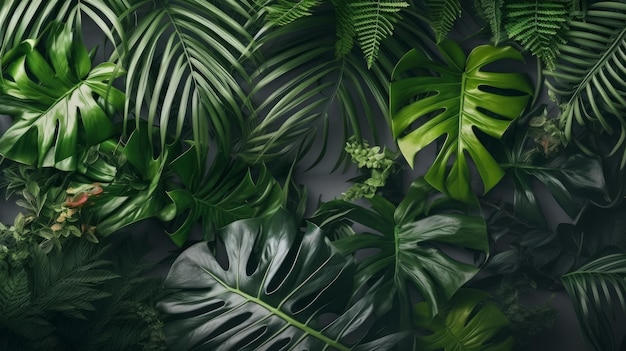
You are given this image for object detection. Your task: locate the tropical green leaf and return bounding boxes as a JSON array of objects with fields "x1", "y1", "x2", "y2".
[
  {"x1": 425, "y1": 0, "x2": 461, "y2": 43},
  {"x1": 390, "y1": 39, "x2": 534, "y2": 203},
  {"x1": 157, "y1": 209, "x2": 408, "y2": 350},
  {"x1": 312, "y1": 178, "x2": 488, "y2": 317},
  {"x1": 562, "y1": 253, "x2": 626, "y2": 351},
  {"x1": 263, "y1": 0, "x2": 322, "y2": 25},
  {"x1": 0, "y1": 22, "x2": 125, "y2": 171},
  {"x1": 0, "y1": 0, "x2": 124, "y2": 61},
  {"x1": 351, "y1": 0, "x2": 410, "y2": 68},
  {"x1": 504, "y1": 1, "x2": 571, "y2": 70},
  {"x1": 244, "y1": 7, "x2": 432, "y2": 164},
  {"x1": 413, "y1": 288, "x2": 514, "y2": 351},
  {"x1": 119, "y1": 0, "x2": 254, "y2": 158},
  {"x1": 544, "y1": 2, "x2": 626, "y2": 163},
  {"x1": 477, "y1": 0, "x2": 505, "y2": 44},
  {"x1": 165, "y1": 143, "x2": 284, "y2": 246}
]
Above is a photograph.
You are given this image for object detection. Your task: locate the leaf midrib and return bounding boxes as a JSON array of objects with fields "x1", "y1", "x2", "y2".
[{"x1": 199, "y1": 266, "x2": 350, "y2": 351}]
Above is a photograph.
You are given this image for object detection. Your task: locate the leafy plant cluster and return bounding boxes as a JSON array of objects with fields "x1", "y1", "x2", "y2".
[{"x1": 1, "y1": 0, "x2": 626, "y2": 350}]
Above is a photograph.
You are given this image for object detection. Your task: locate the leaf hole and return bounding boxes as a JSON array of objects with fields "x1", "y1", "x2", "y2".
[
  {"x1": 204, "y1": 311, "x2": 252, "y2": 341},
  {"x1": 478, "y1": 85, "x2": 528, "y2": 97},
  {"x1": 266, "y1": 337, "x2": 290, "y2": 351},
  {"x1": 266, "y1": 234, "x2": 303, "y2": 294},
  {"x1": 230, "y1": 326, "x2": 268, "y2": 350},
  {"x1": 172, "y1": 300, "x2": 225, "y2": 321}
]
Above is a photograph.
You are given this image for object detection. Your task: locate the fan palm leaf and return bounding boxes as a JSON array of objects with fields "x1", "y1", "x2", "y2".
[
  {"x1": 561, "y1": 253, "x2": 626, "y2": 351},
  {"x1": 544, "y1": 2, "x2": 626, "y2": 163}
]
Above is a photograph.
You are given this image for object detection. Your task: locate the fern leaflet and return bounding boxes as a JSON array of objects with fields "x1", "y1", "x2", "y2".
[
  {"x1": 479, "y1": 0, "x2": 505, "y2": 44},
  {"x1": 426, "y1": 0, "x2": 461, "y2": 43},
  {"x1": 265, "y1": 0, "x2": 322, "y2": 26},
  {"x1": 351, "y1": 0, "x2": 410, "y2": 68},
  {"x1": 504, "y1": 1, "x2": 571, "y2": 70},
  {"x1": 332, "y1": 0, "x2": 356, "y2": 57}
]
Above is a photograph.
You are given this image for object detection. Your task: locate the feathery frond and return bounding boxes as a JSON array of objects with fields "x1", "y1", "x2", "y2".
[
  {"x1": 264, "y1": 0, "x2": 322, "y2": 25},
  {"x1": 332, "y1": 0, "x2": 356, "y2": 57},
  {"x1": 544, "y1": 2, "x2": 626, "y2": 164},
  {"x1": 352, "y1": 0, "x2": 410, "y2": 68},
  {"x1": 504, "y1": 1, "x2": 571, "y2": 70},
  {"x1": 425, "y1": 0, "x2": 461, "y2": 43},
  {"x1": 119, "y1": 0, "x2": 255, "y2": 160},
  {"x1": 562, "y1": 253, "x2": 626, "y2": 351},
  {"x1": 478, "y1": 0, "x2": 504, "y2": 44}
]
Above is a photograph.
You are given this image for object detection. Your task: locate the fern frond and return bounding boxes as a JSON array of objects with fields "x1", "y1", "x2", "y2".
[
  {"x1": 562, "y1": 253, "x2": 626, "y2": 351},
  {"x1": 331, "y1": 0, "x2": 356, "y2": 58},
  {"x1": 478, "y1": 0, "x2": 504, "y2": 44},
  {"x1": 544, "y1": 2, "x2": 626, "y2": 164},
  {"x1": 0, "y1": 268, "x2": 30, "y2": 319},
  {"x1": 504, "y1": 1, "x2": 570, "y2": 70},
  {"x1": 265, "y1": 0, "x2": 322, "y2": 26},
  {"x1": 351, "y1": 0, "x2": 410, "y2": 68},
  {"x1": 425, "y1": 0, "x2": 461, "y2": 43}
]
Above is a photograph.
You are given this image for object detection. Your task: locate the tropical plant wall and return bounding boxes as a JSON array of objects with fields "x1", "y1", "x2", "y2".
[{"x1": 1, "y1": 0, "x2": 626, "y2": 350}]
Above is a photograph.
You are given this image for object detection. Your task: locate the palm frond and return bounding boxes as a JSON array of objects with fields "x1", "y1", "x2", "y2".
[
  {"x1": 425, "y1": 0, "x2": 461, "y2": 43},
  {"x1": 504, "y1": 1, "x2": 571, "y2": 70},
  {"x1": 242, "y1": 6, "x2": 432, "y2": 165},
  {"x1": 0, "y1": 0, "x2": 124, "y2": 61},
  {"x1": 119, "y1": 0, "x2": 255, "y2": 159},
  {"x1": 264, "y1": 0, "x2": 322, "y2": 26},
  {"x1": 561, "y1": 253, "x2": 626, "y2": 351},
  {"x1": 544, "y1": 2, "x2": 626, "y2": 164}
]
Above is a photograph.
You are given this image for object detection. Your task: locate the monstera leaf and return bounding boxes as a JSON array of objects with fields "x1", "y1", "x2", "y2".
[
  {"x1": 390, "y1": 39, "x2": 533, "y2": 203},
  {"x1": 413, "y1": 289, "x2": 514, "y2": 351},
  {"x1": 0, "y1": 22, "x2": 124, "y2": 171},
  {"x1": 312, "y1": 178, "x2": 488, "y2": 317},
  {"x1": 157, "y1": 210, "x2": 407, "y2": 350}
]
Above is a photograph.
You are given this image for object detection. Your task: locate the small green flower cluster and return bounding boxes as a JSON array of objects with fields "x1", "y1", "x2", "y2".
[{"x1": 342, "y1": 137, "x2": 396, "y2": 200}]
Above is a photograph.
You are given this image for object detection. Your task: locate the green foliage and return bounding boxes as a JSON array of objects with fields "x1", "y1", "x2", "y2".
[
  {"x1": 544, "y1": 2, "x2": 626, "y2": 164},
  {"x1": 500, "y1": 112, "x2": 608, "y2": 226},
  {"x1": 158, "y1": 209, "x2": 408, "y2": 350},
  {"x1": 263, "y1": 0, "x2": 322, "y2": 25},
  {"x1": 413, "y1": 288, "x2": 514, "y2": 351},
  {"x1": 477, "y1": 0, "x2": 505, "y2": 44},
  {"x1": 425, "y1": 0, "x2": 462, "y2": 43},
  {"x1": 351, "y1": 0, "x2": 410, "y2": 68},
  {"x1": 503, "y1": 1, "x2": 571, "y2": 70},
  {"x1": 390, "y1": 39, "x2": 534, "y2": 203},
  {"x1": 312, "y1": 178, "x2": 488, "y2": 318},
  {"x1": 0, "y1": 22, "x2": 124, "y2": 170},
  {"x1": 562, "y1": 253, "x2": 626, "y2": 351},
  {"x1": 342, "y1": 137, "x2": 397, "y2": 200}
]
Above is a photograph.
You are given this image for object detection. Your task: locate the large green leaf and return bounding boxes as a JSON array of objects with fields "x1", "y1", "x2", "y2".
[
  {"x1": 312, "y1": 178, "x2": 488, "y2": 317},
  {"x1": 390, "y1": 39, "x2": 533, "y2": 203},
  {"x1": 0, "y1": 22, "x2": 125, "y2": 171},
  {"x1": 157, "y1": 209, "x2": 408, "y2": 350},
  {"x1": 413, "y1": 288, "x2": 514, "y2": 351},
  {"x1": 562, "y1": 253, "x2": 626, "y2": 351},
  {"x1": 544, "y1": 2, "x2": 626, "y2": 163}
]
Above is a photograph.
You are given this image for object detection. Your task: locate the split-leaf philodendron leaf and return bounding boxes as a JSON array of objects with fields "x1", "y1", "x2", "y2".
[
  {"x1": 0, "y1": 22, "x2": 124, "y2": 171},
  {"x1": 158, "y1": 209, "x2": 408, "y2": 350},
  {"x1": 390, "y1": 39, "x2": 533, "y2": 203}
]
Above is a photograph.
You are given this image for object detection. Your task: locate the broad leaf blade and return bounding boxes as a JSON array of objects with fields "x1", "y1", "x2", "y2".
[{"x1": 390, "y1": 40, "x2": 533, "y2": 203}]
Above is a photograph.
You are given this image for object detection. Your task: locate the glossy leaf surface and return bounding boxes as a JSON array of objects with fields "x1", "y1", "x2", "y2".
[
  {"x1": 158, "y1": 209, "x2": 406, "y2": 350},
  {"x1": 390, "y1": 40, "x2": 533, "y2": 203},
  {"x1": 0, "y1": 22, "x2": 124, "y2": 170}
]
